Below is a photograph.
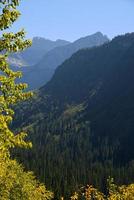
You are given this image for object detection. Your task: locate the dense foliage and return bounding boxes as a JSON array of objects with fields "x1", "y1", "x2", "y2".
[
  {"x1": 14, "y1": 33, "x2": 134, "y2": 199},
  {"x1": 70, "y1": 179, "x2": 134, "y2": 200},
  {"x1": 0, "y1": 0, "x2": 53, "y2": 199},
  {"x1": 0, "y1": 157, "x2": 53, "y2": 200}
]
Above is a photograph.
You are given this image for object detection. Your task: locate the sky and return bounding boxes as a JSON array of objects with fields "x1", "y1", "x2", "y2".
[{"x1": 8, "y1": 0, "x2": 134, "y2": 42}]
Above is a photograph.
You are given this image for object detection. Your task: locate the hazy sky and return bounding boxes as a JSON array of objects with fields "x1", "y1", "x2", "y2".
[{"x1": 9, "y1": 0, "x2": 134, "y2": 41}]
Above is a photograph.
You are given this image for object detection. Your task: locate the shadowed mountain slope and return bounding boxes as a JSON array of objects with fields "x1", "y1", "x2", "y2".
[{"x1": 13, "y1": 33, "x2": 134, "y2": 199}]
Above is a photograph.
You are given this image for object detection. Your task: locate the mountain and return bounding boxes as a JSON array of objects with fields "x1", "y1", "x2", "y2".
[
  {"x1": 9, "y1": 37, "x2": 70, "y2": 67},
  {"x1": 19, "y1": 32, "x2": 109, "y2": 90},
  {"x1": 13, "y1": 33, "x2": 134, "y2": 199}
]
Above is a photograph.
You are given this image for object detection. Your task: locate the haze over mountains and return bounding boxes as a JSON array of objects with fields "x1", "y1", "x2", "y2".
[
  {"x1": 14, "y1": 32, "x2": 134, "y2": 199},
  {"x1": 10, "y1": 32, "x2": 109, "y2": 90},
  {"x1": 9, "y1": 37, "x2": 70, "y2": 67}
]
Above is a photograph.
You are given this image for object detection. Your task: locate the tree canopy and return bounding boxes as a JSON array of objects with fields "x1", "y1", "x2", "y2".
[{"x1": 0, "y1": 0, "x2": 53, "y2": 199}]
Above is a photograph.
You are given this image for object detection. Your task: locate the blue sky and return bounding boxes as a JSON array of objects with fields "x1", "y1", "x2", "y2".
[{"x1": 9, "y1": 0, "x2": 134, "y2": 41}]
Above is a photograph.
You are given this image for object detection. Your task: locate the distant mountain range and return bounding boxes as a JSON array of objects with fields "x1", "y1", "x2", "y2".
[
  {"x1": 14, "y1": 32, "x2": 134, "y2": 198},
  {"x1": 11, "y1": 32, "x2": 109, "y2": 90},
  {"x1": 9, "y1": 37, "x2": 70, "y2": 67}
]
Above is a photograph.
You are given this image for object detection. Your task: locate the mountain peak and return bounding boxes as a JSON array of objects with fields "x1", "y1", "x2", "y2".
[
  {"x1": 94, "y1": 31, "x2": 104, "y2": 36},
  {"x1": 73, "y1": 32, "x2": 109, "y2": 47}
]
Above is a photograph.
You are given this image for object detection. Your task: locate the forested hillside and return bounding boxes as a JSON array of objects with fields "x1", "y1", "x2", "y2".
[{"x1": 14, "y1": 33, "x2": 134, "y2": 199}]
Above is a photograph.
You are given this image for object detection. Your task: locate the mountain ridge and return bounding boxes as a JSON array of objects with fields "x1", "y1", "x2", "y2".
[
  {"x1": 19, "y1": 32, "x2": 109, "y2": 90},
  {"x1": 9, "y1": 37, "x2": 70, "y2": 67}
]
